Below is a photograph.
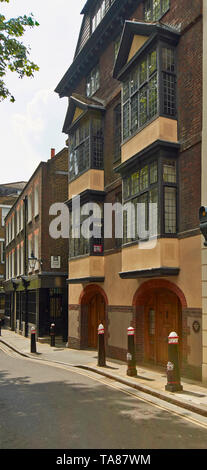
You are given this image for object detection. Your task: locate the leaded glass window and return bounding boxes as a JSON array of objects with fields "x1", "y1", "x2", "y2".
[
  {"x1": 69, "y1": 116, "x2": 103, "y2": 182},
  {"x1": 122, "y1": 156, "x2": 177, "y2": 243},
  {"x1": 121, "y1": 42, "x2": 176, "y2": 141},
  {"x1": 162, "y1": 47, "x2": 176, "y2": 116},
  {"x1": 91, "y1": 0, "x2": 115, "y2": 33},
  {"x1": 86, "y1": 65, "x2": 100, "y2": 97},
  {"x1": 122, "y1": 49, "x2": 158, "y2": 140},
  {"x1": 164, "y1": 187, "x2": 176, "y2": 233},
  {"x1": 163, "y1": 160, "x2": 176, "y2": 183},
  {"x1": 69, "y1": 202, "x2": 104, "y2": 259},
  {"x1": 144, "y1": 0, "x2": 170, "y2": 22},
  {"x1": 123, "y1": 161, "x2": 158, "y2": 243}
]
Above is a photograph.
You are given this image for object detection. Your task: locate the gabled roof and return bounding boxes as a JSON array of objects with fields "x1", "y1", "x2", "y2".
[
  {"x1": 113, "y1": 20, "x2": 180, "y2": 80},
  {"x1": 62, "y1": 94, "x2": 105, "y2": 134},
  {"x1": 55, "y1": 0, "x2": 140, "y2": 98}
]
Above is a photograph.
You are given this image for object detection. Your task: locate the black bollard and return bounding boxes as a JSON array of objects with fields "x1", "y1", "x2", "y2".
[
  {"x1": 127, "y1": 326, "x2": 137, "y2": 377},
  {"x1": 165, "y1": 331, "x2": 183, "y2": 392},
  {"x1": 97, "y1": 323, "x2": 106, "y2": 367},
  {"x1": 50, "y1": 323, "x2": 55, "y2": 347},
  {"x1": 30, "y1": 327, "x2": 37, "y2": 353},
  {"x1": 0, "y1": 318, "x2": 2, "y2": 336}
]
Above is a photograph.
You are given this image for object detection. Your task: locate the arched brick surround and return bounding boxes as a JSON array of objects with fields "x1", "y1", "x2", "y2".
[
  {"x1": 79, "y1": 284, "x2": 109, "y2": 305},
  {"x1": 132, "y1": 279, "x2": 188, "y2": 308}
]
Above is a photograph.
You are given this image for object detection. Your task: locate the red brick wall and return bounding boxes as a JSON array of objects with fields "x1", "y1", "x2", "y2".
[
  {"x1": 42, "y1": 148, "x2": 68, "y2": 273},
  {"x1": 163, "y1": 0, "x2": 202, "y2": 31},
  {"x1": 179, "y1": 143, "x2": 201, "y2": 233}
]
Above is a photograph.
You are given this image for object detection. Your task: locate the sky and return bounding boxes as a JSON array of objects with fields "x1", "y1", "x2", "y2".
[{"x1": 0, "y1": 0, "x2": 86, "y2": 184}]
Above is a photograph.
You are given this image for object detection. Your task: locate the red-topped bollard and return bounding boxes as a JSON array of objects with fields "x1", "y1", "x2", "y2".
[
  {"x1": 127, "y1": 326, "x2": 137, "y2": 377},
  {"x1": 30, "y1": 326, "x2": 36, "y2": 353},
  {"x1": 50, "y1": 323, "x2": 55, "y2": 347},
  {"x1": 97, "y1": 323, "x2": 106, "y2": 367},
  {"x1": 165, "y1": 331, "x2": 183, "y2": 392}
]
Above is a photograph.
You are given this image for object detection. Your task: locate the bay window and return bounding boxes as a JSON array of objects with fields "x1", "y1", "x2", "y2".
[
  {"x1": 122, "y1": 43, "x2": 176, "y2": 141},
  {"x1": 122, "y1": 155, "x2": 177, "y2": 244},
  {"x1": 69, "y1": 115, "x2": 104, "y2": 181},
  {"x1": 69, "y1": 202, "x2": 104, "y2": 259}
]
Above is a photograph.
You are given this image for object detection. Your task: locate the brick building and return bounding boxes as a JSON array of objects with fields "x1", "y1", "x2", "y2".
[
  {"x1": 4, "y1": 148, "x2": 68, "y2": 340},
  {"x1": 201, "y1": 3, "x2": 207, "y2": 383},
  {"x1": 0, "y1": 182, "x2": 26, "y2": 318},
  {"x1": 56, "y1": 0, "x2": 203, "y2": 380}
]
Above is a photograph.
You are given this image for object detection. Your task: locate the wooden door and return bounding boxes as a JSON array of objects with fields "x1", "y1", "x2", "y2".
[
  {"x1": 88, "y1": 293, "x2": 105, "y2": 348},
  {"x1": 156, "y1": 290, "x2": 180, "y2": 364},
  {"x1": 145, "y1": 292, "x2": 156, "y2": 362},
  {"x1": 145, "y1": 289, "x2": 181, "y2": 365}
]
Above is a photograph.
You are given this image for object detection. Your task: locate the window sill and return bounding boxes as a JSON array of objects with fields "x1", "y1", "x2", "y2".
[
  {"x1": 122, "y1": 113, "x2": 159, "y2": 147},
  {"x1": 122, "y1": 234, "x2": 178, "y2": 249}
]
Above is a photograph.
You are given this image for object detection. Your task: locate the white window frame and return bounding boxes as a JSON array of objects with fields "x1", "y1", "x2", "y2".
[
  {"x1": 34, "y1": 232, "x2": 39, "y2": 261},
  {"x1": 6, "y1": 255, "x2": 8, "y2": 280},
  {"x1": 8, "y1": 221, "x2": 12, "y2": 244},
  {"x1": 27, "y1": 194, "x2": 32, "y2": 223},
  {"x1": 0, "y1": 239, "x2": 5, "y2": 264},
  {"x1": 20, "y1": 204, "x2": 24, "y2": 231},
  {"x1": 12, "y1": 216, "x2": 15, "y2": 240},
  {"x1": 8, "y1": 252, "x2": 11, "y2": 279},
  {"x1": 16, "y1": 208, "x2": 20, "y2": 235},
  {"x1": 1, "y1": 205, "x2": 11, "y2": 227},
  {"x1": 28, "y1": 237, "x2": 33, "y2": 272},
  {"x1": 20, "y1": 244, "x2": 24, "y2": 275},
  {"x1": 12, "y1": 251, "x2": 15, "y2": 277},
  {"x1": 17, "y1": 246, "x2": 20, "y2": 277},
  {"x1": 34, "y1": 185, "x2": 39, "y2": 217},
  {"x1": 5, "y1": 224, "x2": 8, "y2": 246}
]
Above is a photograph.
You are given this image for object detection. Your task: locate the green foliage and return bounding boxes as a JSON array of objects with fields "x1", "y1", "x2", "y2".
[{"x1": 0, "y1": 0, "x2": 39, "y2": 102}]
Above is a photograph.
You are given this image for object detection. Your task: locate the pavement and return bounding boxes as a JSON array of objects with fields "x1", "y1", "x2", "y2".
[{"x1": 1, "y1": 327, "x2": 207, "y2": 418}]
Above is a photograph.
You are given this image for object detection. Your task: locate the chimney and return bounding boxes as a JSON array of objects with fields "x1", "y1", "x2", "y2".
[{"x1": 51, "y1": 148, "x2": 55, "y2": 158}]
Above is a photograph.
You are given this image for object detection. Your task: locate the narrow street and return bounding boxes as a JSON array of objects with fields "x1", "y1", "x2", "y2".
[{"x1": 0, "y1": 344, "x2": 207, "y2": 450}]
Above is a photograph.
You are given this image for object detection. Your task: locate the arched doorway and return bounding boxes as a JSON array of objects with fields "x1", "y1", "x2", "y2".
[
  {"x1": 79, "y1": 285, "x2": 107, "y2": 349},
  {"x1": 133, "y1": 280, "x2": 186, "y2": 367}
]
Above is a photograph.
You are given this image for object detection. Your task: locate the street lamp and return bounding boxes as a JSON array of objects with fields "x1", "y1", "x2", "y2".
[
  {"x1": 28, "y1": 251, "x2": 38, "y2": 272},
  {"x1": 28, "y1": 251, "x2": 42, "y2": 273}
]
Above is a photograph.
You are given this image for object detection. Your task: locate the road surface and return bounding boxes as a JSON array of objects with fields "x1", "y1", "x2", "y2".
[{"x1": 1, "y1": 342, "x2": 207, "y2": 450}]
